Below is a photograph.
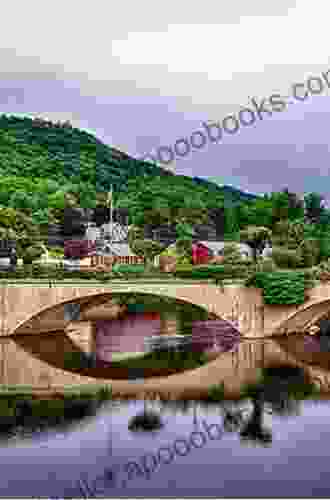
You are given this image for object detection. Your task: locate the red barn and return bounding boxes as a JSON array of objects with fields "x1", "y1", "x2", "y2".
[{"x1": 192, "y1": 242, "x2": 211, "y2": 265}]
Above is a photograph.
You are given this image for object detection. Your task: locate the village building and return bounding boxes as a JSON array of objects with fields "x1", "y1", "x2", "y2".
[{"x1": 197, "y1": 241, "x2": 253, "y2": 261}]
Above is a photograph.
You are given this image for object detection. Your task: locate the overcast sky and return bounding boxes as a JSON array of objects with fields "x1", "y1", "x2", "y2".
[{"x1": 1, "y1": 1, "x2": 330, "y2": 201}]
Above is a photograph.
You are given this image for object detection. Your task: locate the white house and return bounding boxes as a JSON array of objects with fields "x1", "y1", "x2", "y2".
[
  {"x1": 198, "y1": 241, "x2": 253, "y2": 259},
  {"x1": 84, "y1": 221, "x2": 130, "y2": 243}
]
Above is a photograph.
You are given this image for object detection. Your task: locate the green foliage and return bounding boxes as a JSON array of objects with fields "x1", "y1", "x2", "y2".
[
  {"x1": 270, "y1": 188, "x2": 305, "y2": 224},
  {"x1": 47, "y1": 247, "x2": 64, "y2": 258},
  {"x1": 0, "y1": 114, "x2": 166, "y2": 194},
  {"x1": 205, "y1": 383, "x2": 225, "y2": 402},
  {"x1": 271, "y1": 246, "x2": 304, "y2": 269},
  {"x1": 222, "y1": 243, "x2": 244, "y2": 265},
  {"x1": 298, "y1": 239, "x2": 319, "y2": 267},
  {"x1": 224, "y1": 206, "x2": 240, "y2": 235},
  {"x1": 174, "y1": 264, "x2": 250, "y2": 280},
  {"x1": 245, "y1": 271, "x2": 313, "y2": 304},
  {"x1": 119, "y1": 175, "x2": 224, "y2": 228},
  {"x1": 304, "y1": 192, "x2": 326, "y2": 224},
  {"x1": 318, "y1": 237, "x2": 330, "y2": 262},
  {"x1": 255, "y1": 257, "x2": 277, "y2": 273},
  {"x1": 176, "y1": 222, "x2": 194, "y2": 240},
  {"x1": 128, "y1": 225, "x2": 164, "y2": 270},
  {"x1": 22, "y1": 244, "x2": 44, "y2": 264},
  {"x1": 130, "y1": 239, "x2": 164, "y2": 270},
  {"x1": 175, "y1": 264, "x2": 225, "y2": 280},
  {"x1": 0, "y1": 207, "x2": 40, "y2": 256},
  {"x1": 112, "y1": 264, "x2": 145, "y2": 274}
]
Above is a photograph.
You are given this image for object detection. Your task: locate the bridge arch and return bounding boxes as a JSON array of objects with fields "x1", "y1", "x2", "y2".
[
  {"x1": 274, "y1": 298, "x2": 330, "y2": 336},
  {"x1": 12, "y1": 289, "x2": 234, "y2": 336}
]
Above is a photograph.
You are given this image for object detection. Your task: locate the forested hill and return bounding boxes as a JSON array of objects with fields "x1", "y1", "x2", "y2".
[
  {"x1": 191, "y1": 177, "x2": 259, "y2": 204},
  {"x1": 0, "y1": 114, "x2": 171, "y2": 192},
  {"x1": 0, "y1": 114, "x2": 259, "y2": 206}
]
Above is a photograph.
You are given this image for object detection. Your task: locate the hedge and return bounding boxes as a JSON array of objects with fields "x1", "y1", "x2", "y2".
[
  {"x1": 174, "y1": 264, "x2": 252, "y2": 280},
  {"x1": 112, "y1": 264, "x2": 145, "y2": 274},
  {"x1": 0, "y1": 264, "x2": 112, "y2": 281},
  {"x1": 245, "y1": 271, "x2": 315, "y2": 304}
]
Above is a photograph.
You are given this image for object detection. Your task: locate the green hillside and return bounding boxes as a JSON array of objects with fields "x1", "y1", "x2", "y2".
[
  {"x1": 0, "y1": 114, "x2": 259, "y2": 207},
  {"x1": 0, "y1": 114, "x2": 171, "y2": 193}
]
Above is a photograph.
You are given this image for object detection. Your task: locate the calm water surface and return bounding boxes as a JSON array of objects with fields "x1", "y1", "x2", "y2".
[{"x1": 0, "y1": 396, "x2": 330, "y2": 497}]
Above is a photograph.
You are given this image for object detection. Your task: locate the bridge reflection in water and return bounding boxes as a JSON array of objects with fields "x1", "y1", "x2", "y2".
[
  {"x1": 1, "y1": 291, "x2": 330, "y2": 396},
  {"x1": 2, "y1": 326, "x2": 330, "y2": 399}
]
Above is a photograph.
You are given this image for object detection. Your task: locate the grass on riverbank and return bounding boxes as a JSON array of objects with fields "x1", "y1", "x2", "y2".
[
  {"x1": 0, "y1": 384, "x2": 113, "y2": 439},
  {"x1": 63, "y1": 349, "x2": 210, "y2": 378}
]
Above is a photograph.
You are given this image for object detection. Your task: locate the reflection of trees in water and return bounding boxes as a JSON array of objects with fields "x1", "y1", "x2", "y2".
[
  {"x1": 128, "y1": 399, "x2": 164, "y2": 433},
  {"x1": 318, "y1": 316, "x2": 330, "y2": 337},
  {"x1": 239, "y1": 396, "x2": 272, "y2": 446},
  {"x1": 220, "y1": 364, "x2": 315, "y2": 447},
  {"x1": 221, "y1": 403, "x2": 245, "y2": 433}
]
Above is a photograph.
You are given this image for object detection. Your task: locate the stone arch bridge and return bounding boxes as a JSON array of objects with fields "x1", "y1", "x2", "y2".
[
  {"x1": 2, "y1": 281, "x2": 330, "y2": 341},
  {"x1": 1, "y1": 281, "x2": 330, "y2": 395}
]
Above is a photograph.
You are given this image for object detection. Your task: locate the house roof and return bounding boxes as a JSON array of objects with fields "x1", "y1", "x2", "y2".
[{"x1": 101, "y1": 243, "x2": 139, "y2": 257}]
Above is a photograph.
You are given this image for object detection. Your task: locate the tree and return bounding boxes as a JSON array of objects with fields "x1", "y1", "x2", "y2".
[
  {"x1": 270, "y1": 189, "x2": 304, "y2": 225},
  {"x1": 176, "y1": 222, "x2": 194, "y2": 264},
  {"x1": 298, "y1": 239, "x2": 319, "y2": 267},
  {"x1": 240, "y1": 197, "x2": 273, "y2": 229},
  {"x1": 8, "y1": 190, "x2": 37, "y2": 215},
  {"x1": 222, "y1": 243, "x2": 243, "y2": 264},
  {"x1": 120, "y1": 176, "x2": 213, "y2": 229},
  {"x1": 130, "y1": 239, "x2": 165, "y2": 271},
  {"x1": 0, "y1": 208, "x2": 41, "y2": 258},
  {"x1": 128, "y1": 226, "x2": 165, "y2": 271},
  {"x1": 287, "y1": 221, "x2": 305, "y2": 248},
  {"x1": 239, "y1": 226, "x2": 272, "y2": 262},
  {"x1": 224, "y1": 205, "x2": 240, "y2": 236},
  {"x1": 304, "y1": 192, "x2": 326, "y2": 224},
  {"x1": 21, "y1": 244, "x2": 44, "y2": 265}
]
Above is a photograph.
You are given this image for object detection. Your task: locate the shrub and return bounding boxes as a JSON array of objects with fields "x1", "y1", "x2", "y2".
[
  {"x1": 113, "y1": 264, "x2": 145, "y2": 274},
  {"x1": 22, "y1": 244, "x2": 44, "y2": 265},
  {"x1": 174, "y1": 264, "x2": 250, "y2": 280},
  {"x1": 245, "y1": 271, "x2": 310, "y2": 304},
  {"x1": 47, "y1": 246, "x2": 64, "y2": 258},
  {"x1": 255, "y1": 257, "x2": 277, "y2": 273},
  {"x1": 174, "y1": 265, "x2": 225, "y2": 280},
  {"x1": 271, "y1": 246, "x2": 303, "y2": 269},
  {"x1": 315, "y1": 259, "x2": 330, "y2": 282},
  {"x1": 318, "y1": 237, "x2": 330, "y2": 262},
  {"x1": 205, "y1": 383, "x2": 225, "y2": 401},
  {"x1": 298, "y1": 239, "x2": 319, "y2": 268},
  {"x1": 222, "y1": 243, "x2": 244, "y2": 265}
]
